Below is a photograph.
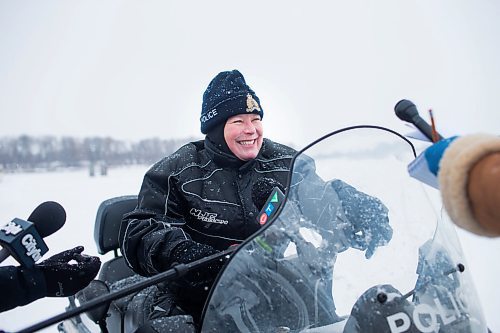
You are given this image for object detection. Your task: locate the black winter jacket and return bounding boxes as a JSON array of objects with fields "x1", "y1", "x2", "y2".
[
  {"x1": 119, "y1": 138, "x2": 296, "y2": 277},
  {"x1": 0, "y1": 265, "x2": 46, "y2": 312},
  {"x1": 119, "y1": 137, "x2": 392, "y2": 321}
]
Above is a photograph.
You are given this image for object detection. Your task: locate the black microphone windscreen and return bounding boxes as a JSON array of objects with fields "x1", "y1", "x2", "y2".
[
  {"x1": 252, "y1": 178, "x2": 285, "y2": 210},
  {"x1": 27, "y1": 201, "x2": 66, "y2": 237},
  {"x1": 394, "y1": 99, "x2": 419, "y2": 122}
]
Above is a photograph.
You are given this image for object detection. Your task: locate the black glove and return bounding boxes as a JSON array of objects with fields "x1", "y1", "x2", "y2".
[
  {"x1": 332, "y1": 180, "x2": 393, "y2": 259},
  {"x1": 168, "y1": 240, "x2": 225, "y2": 284},
  {"x1": 37, "y1": 246, "x2": 101, "y2": 297}
]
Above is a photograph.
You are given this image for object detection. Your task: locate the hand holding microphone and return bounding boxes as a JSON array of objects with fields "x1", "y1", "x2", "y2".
[
  {"x1": 0, "y1": 202, "x2": 102, "y2": 312},
  {"x1": 0, "y1": 246, "x2": 101, "y2": 312},
  {"x1": 0, "y1": 201, "x2": 66, "y2": 267},
  {"x1": 37, "y1": 246, "x2": 101, "y2": 297}
]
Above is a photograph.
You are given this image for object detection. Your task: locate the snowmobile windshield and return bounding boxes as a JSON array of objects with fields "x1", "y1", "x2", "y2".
[{"x1": 201, "y1": 126, "x2": 487, "y2": 333}]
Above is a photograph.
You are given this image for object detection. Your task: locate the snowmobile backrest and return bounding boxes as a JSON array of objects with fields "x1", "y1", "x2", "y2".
[{"x1": 94, "y1": 195, "x2": 138, "y2": 255}]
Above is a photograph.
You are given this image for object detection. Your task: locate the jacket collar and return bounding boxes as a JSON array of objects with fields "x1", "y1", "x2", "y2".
[{"x1": 204, "y1": 137, "x2": 258, "y2": 171}]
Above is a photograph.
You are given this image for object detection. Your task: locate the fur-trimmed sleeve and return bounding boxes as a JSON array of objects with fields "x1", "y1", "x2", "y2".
[{"x1": 439, "y1": 134, "x2": 500, "y2": 236}]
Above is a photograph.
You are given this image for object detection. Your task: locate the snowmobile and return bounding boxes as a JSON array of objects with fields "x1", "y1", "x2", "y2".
[{"x1": 18, "y1": 124, "x2": 490, "y2": 333}]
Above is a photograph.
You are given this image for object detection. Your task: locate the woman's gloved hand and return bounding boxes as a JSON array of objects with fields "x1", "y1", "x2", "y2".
[{"x1": 332, "y1": 180, "x2": 392, "y2": 259}]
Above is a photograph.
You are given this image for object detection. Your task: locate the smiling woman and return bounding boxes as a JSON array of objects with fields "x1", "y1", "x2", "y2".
[
  {"x1": 202, "y1": 71, "x2": 266, "y2": 162},
  {"x1": 224, "y1": 113, "x2": 263, "y2": 161},
  {"x1": 117, "y1": 69, "x2": 298, "y2": 331}
]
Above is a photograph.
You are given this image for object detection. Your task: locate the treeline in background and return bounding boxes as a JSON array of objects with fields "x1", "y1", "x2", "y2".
[{"x1": 0, "y1": 135, "x2": 197, "y2": 172}]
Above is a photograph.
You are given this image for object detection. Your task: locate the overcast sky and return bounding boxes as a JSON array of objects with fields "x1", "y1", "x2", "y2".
[{"x1": 1, "y1": 0, "x2": 499, "y2": 147}]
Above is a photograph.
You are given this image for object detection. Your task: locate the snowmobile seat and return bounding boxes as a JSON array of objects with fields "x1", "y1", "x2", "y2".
[
  {"x1": 92, "y1": 195, "x2": 141, "y2": 333},
  {"x1": 94, "y1": 195, "x2": 138, "y2": 285}
]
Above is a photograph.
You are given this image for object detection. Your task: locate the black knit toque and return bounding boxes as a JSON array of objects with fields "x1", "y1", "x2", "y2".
[{"x1": 200, "y1": 70, "x2": 264, "y2": 134}]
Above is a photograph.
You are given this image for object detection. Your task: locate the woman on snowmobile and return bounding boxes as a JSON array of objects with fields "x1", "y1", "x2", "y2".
[{"x1": 119, "y1": 70, "x2": 391, "y2": 331}]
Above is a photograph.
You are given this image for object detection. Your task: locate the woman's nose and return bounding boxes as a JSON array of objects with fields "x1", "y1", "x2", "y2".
[{"x1": 243, "y1": 120, "x2": 256, "y2": 133}]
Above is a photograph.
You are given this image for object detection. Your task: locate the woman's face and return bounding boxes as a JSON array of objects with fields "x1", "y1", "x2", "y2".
[{"x1": 224, "y1": 113, "x2": 263, "y2": 161}]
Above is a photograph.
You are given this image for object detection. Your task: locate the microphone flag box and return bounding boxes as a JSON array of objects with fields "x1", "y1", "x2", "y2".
[
  {"x1": 0, "y1": 218, "x2": 49, "y2": 267},
  {"x1": 407, "y1": 152, "x2": 440, "y2": 189},
  {"x1": 257, "y1": 187, "x2": 285, "y2": 226}
]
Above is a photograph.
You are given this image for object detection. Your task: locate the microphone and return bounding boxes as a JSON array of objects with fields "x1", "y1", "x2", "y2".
[
  {"x1": 0, "y1": 201, "x2": 66, "y2": 267},
  {"x1": 343, "y1": 284, "x2": 417, "y2": 333},
  {"x1": 394, "y1": 99, "x2": 443, "y2": 142},
  {"x1": 252, "y1": 178, "x2": 286, "y2": 226}
]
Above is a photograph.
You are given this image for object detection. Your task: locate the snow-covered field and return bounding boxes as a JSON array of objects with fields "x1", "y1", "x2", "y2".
[
  {"x1": 0, "y1": 165, "x2": 147, "y2": 332},
  {"x1": 0, "y1": 163, "x2": 499, "y2": 332}
]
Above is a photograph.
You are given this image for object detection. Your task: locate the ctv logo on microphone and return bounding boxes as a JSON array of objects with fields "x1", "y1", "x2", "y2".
[
  {"x1": 0, "y1": 221, "x2": 23, "y2": 236},
  {"x1": 0, "y1": 218, "x2": 48, "y2": 267},
  {"x1": 21, "y1": 233, "x2": 43, "y2": 261}
]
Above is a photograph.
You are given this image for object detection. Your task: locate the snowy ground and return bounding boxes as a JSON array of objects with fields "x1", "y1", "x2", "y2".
[{"x1": 0, "y1": 165, "x2": 499, "y2": 332}]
